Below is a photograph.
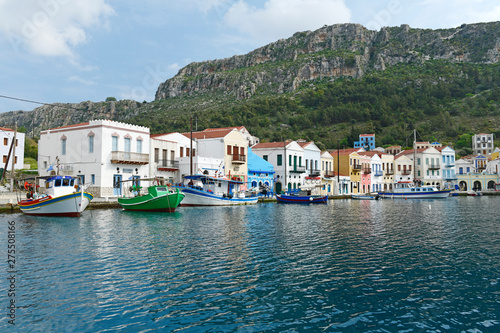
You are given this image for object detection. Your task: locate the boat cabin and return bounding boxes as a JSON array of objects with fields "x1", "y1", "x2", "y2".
[
  {"x1": 43, "y1": 176, "x2": 82, "y2": 197},
  {"x1": 183, "y1": 175, "x2": 244, "y2": 197}
]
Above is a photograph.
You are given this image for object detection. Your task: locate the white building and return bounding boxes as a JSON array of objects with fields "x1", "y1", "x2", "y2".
[
  {"x1": 298, "y1": 141, "x2": 322, "y2": 180},
  {"x1": 472, "y1": 133, "x2": 494, "y2": 155},
  {"x1": 38, "y1": 120, "x2": 150, "y2": 198},
  {"x1": 1, "y1": 126, "x2": 25, "y2": 171},
  {"x1": 437, "y1": 146, "x2": 457, "y2": 189},
  {"x1": 252, "y1": 141, "x2": 305, "y2": 194}
]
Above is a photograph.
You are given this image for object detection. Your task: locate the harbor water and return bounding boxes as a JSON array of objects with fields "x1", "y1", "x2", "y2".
[{"x1": 1, "y1": 197, "x2": 499, "y2": 332}]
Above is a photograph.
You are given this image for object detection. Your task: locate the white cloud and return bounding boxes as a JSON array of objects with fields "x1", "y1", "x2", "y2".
[
  {"x1": 0, "y1": 0, "x2": 114, "y2": 57},
  {"x1": 68, "y1": 75, "x2": 97, "y2": 86},
  {"x1": 223, "y1": 0, "x2": 351, "y2": 42}
]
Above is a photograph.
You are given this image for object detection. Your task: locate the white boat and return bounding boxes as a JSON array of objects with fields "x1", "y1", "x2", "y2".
[
  {"x1": 175, "y1": 175, "x2": 258, "y2": 206},
  {"x1": 18, "y1": 176, "x2": 93, "y2": 217},
  {"x1": 379, "y1": 182, "x2": 451, "y2": 199},
  {"x1": 351, "y1": 193, "x2": 380, "y2": 200}
]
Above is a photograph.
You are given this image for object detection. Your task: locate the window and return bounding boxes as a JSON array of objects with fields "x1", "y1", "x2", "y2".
[
  {"x1": 124, "y1": 137, "x2": 131, "y2": 152},
  {"x1": 91, "y1": 174, "x2": 95, "y2": 185},
  {"x1": 180, "y1": 147, "x2": 184, "y2": 157},
  {"x1": 186, "y1": 148, "x2": 190, "y2": 157},
  {"x1": 417, "y1": 158, "x2": 421, "y2": 165},
  {"x1": 89, "y1": 135, "x2": 94, "y2": 153},
  {"x1": 277, "y1": 154, "x2": 282, "y2": 166},
  {"x1": 289, "y1": 155, "x2": 292, "y2": 166},
  {"x1": 137, "y1": 139, "x2": 142, "y2": 153},
  {"x1": 3, "y1": 155, "x2": 6, "y2": 163},
  {"x1": 62, "y1": 138, "x2": 66, "y2": 155},
  {"x1": 227, "y1": 145, "x2": 232, "y2": 155},
  {"x1": 263, "y1": 155, "x2": 268, "y2": 161},
  {"x1": 299, "y1": 157, "x2": 302, "y2": 167},
  {"x1": 14, "y1": 156, "x2": 17, "y2": 164},
  {"x1": 240, "y1": 147, "x2": 244, "y2": 155},
  {"x1": 112, "y1": 136, "x2": 118, "y2": 151},
  {"x1": 3, "y1": 138, "x2": 7, "y2": 145},
  {"x1": 154, "y1": 148, "x2": 159, "y2": 163}
]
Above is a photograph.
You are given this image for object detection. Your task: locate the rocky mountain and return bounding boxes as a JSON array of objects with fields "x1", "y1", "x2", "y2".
[
  {"x1": 155, "y1": 22, "x2": 500, "y2": 100},
  {"x1": 0, "y1": 100, "x2": 143, "y2": 138},
  {"x1": 1, "y1": 21, "x2": 499, "y2": 137}
]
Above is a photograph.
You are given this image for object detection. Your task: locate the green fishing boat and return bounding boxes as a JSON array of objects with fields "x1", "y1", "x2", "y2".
[{"x1": 118, "y1": 184, "x2": 185, "y2": 212}]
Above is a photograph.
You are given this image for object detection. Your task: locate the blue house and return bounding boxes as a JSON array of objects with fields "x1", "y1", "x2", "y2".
[
  {"x1": 354, "y1": 134, "x2": 375, "y2": 151},
  {"x1": 247, "y1": 147, "x2": 275, "y2": 194}
]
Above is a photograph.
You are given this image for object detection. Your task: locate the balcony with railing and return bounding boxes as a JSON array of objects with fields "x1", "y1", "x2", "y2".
[
  {"x1": 157, "y1": 159, "x2": 179, "y2": 171},
  {"x1": 428, "y1": 164, "x2": 441, "y2": 170},
  {"x1": 401, "y1": 170, "x2": 412, "y2": 175},
  {"x1": 385, "y1": 169, "x2": 394, "y2": 175},
  {"x1": 373, "y1": 170, "x2": 383, "y2": 177},
  {"x1": 111, "y1": 151, "x2": 149, "y2": 165},
  {"x1": 352, "y1": 164, "x2": 362, "y2": 171},
  {"x1": 308, "y1": 169, "x2": 321, "y2": 177},
  {"x1": 232, "y1": 154, "x2": 246, "y2": 164},
  {"x1": 289, "y1": 166, "x2": 306, "y2": 173},
  {"x1": 362, "y1": 167, "x2": 371, "y2": 174},
  {"x1": 323, "y1": 171, "x2": 337, "y2": 178}
]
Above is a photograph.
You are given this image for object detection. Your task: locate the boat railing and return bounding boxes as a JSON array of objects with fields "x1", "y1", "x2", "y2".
[{"x1": 157, "y1": 160, "x2": 180, "y2": 170}]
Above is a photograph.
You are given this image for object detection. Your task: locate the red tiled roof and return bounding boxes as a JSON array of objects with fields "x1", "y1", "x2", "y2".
[
  {"x1": 252, "y1": 142, "x2": 285, "y2": 149},
  {"x1": 359, "y1": 134, "x2": 374, "y2": 137},
  {"x1": 298, "y1": 141, "x2": 313, "y2": 148},
  {"x1": 202, "y1": 126, "x2": 245, "y2": 132},
  {"x1": 358, "y1": 151, "x2": 381, "y2": 157},
  {"x1": 0, "y1": 127, "x2": 14, "y2": 132},
  {"x1": 182, "y1": 129, "x2": 233, "y2": 139},
  {"x1": 329, "y1": 148, "x2": 363, "y2": 156}
]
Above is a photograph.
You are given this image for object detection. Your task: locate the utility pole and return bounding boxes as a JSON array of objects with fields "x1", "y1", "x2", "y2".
[{"x1": 10, "y1": 123, "x2": 17, "y2": 192}]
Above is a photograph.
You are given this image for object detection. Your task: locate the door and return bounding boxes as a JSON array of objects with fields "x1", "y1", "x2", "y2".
[
  {"x1": 113, "y1": 174, "x2": 122, "y2": 196},
  {"x1": 275, "y1": 182, "x2": 282, "y2": 194}
]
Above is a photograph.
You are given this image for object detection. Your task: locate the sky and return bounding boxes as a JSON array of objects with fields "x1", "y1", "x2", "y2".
[{"x1": 0, "y1": 0, "x2": 499, "y2": 113}]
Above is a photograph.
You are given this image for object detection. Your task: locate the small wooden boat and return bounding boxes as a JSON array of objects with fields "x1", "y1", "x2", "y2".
[
  {"x1": 276, "y1": 184, "x2": 327, "y2": 204},
  {"x1": 18, "y1": 176, "x2": 93, "y2": 217},
  {"x1": 351, "y1": 193, "x2": 379, "y2": 200},
  {"x1": 117, "y1": 178, "x2": 185, "y2": 212}
]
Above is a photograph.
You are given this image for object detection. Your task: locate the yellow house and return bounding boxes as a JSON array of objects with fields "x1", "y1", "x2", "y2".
[
  {"x1": 330, "y1": 148, "x2": 363, "y2": 194},
  {"x1": 320, "y1": 151, "x2": 335, "y2": 195},
  {"x1": 492, "y1": 148, "x2": 500, "y2": 160},
  {"x1": 380, "y1": 153, "x2": 395, "y2": 191}
]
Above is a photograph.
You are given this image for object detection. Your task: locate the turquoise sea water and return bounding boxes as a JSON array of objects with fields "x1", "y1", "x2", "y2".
[{"x1": 1, "y1": 197, "x2": 499, "y2": 332}]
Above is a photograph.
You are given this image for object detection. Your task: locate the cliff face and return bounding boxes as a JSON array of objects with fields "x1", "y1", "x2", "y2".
[
  {"x1": 1, "y1": 22, "x2": 499, "y2": 136},
  {"x1": 155, "y1": 22, "x2": 500, "y2": 100},
  {"x1": 0, "y1": 100, "x2": 142, "y2": 137}
]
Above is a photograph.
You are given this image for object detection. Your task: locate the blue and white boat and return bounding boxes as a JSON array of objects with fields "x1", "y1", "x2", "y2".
[
  {"x1": 18, "y1": 176, "x2": 93, "y2": 217},
  {"x1": 379, "y1": 182, "x2": 451, "y2": 199},
  {"x1": 276, "y1": 184, "x2": 328, "y2": 204},
  {"x1": 351, "y1": 193, "x2": 380, "y2": 200},
  {"x1": 175, "y1": 175, "x2": 258, "y2": 206}
]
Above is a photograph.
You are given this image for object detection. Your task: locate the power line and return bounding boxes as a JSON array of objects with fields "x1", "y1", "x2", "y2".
[{"x1": 0, "y1": 94, "x2": 47, "y2": 106}]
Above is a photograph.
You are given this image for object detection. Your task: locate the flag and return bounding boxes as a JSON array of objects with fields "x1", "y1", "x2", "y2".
[{"x1": 47, "y1": 164, "x2": 53, "y2": 172}]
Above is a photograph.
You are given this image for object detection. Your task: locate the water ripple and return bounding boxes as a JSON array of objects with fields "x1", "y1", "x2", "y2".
[{"x1": 1, "y1": 198, "x2": 499, "y2": 332}]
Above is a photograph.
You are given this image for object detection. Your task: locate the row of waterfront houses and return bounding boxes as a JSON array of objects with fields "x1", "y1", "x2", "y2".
[{"x1": 2, "y1": 120, "x2": 500, "y2": 197}]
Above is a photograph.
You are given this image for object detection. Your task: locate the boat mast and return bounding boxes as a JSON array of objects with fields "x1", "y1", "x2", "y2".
[
  {"x1": 10, "y1": 123, "x2": 17, "y2": 192},
  {"x1": 190, "y1": 117, "x2": 193, "y2": 176},
  {"x1": 284, "y1": 138, "x2": 287, "y2": 193},
  {"x1": 413, "y1": 129, "x2": 417, "y2": 184}
]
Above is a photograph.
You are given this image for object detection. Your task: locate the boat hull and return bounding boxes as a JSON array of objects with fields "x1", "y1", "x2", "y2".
[
  {"x1": 276, "y1": 194, "x2": 328, "y2": 204},
  {"x1": 118, "y1": 192, "x2": 185, "y2": 212},
  {"x1": 18, "y1": 192, "x2": 93, "y2": 217},
  {"x1": 379, "y1": 190, "x2": 451, "y2": 199},
  {"x1": 178, "y1": 188, "x2": 258, "y2": 206}
]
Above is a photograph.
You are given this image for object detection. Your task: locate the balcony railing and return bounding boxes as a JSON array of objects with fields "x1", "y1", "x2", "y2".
[
  {"x1": 362, "y1": 167, "x2": 371, "y2": 174},
  {"x1": 289, "y1": 166, "x2": 306, "y2": 173},
  {"x1": 401, "y1": 170, "x2": 412, "y2": 175},
  {"x1": 111, "y1": 151, "x2": 149, "y2": 165},
  {"x1": 157, "y1": 159, "x2": 179, "y2": 171},
  {"x1": 308, "y1": 169, "x2": 321, "y2": 177},
  {"x1": 445, "y1": 163, "x2": 455, "y2": 168},
  {"x1": 232, "y1": 154, "x2": 246, "y2": 164},
  {"x1": 385, "y1": 169, "x2": 394, "y2": 175},
  {"x1": 428, "y1": 164, "x2": 441, "y2": 170},
  {"x1": 323, "y1": 171, "x2": 336, "y2": 178},
  {"x1": 352, "y1": 164, "x2": 361, "y2": 171},
  {"x1": 373, "y1": 170, "x2": 383, "y2": 177}
]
